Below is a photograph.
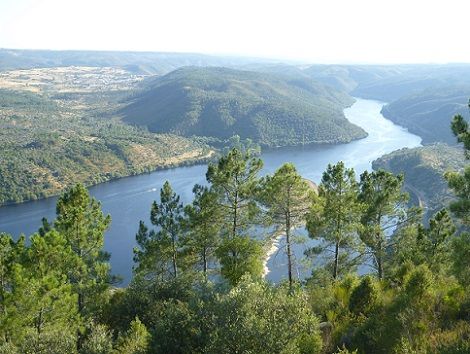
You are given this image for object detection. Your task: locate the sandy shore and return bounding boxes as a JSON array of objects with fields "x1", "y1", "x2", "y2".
[{"x1": 262, "y1": 229, "x2": 284, "y2": 278}]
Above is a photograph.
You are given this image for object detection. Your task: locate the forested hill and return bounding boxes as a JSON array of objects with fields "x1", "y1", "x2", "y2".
[
  {"x1": 120, "y1": 67, "x2": 366, "y2": 147},
  {"x1": 372, "y1": 143, "x2": 466, "y2": 218},
  {"x1": 381, "y1": 86, "x2": 470, "y2": 144},
  {"x1": 0, "y1": 67, "x2": 213, "y2": 206}
]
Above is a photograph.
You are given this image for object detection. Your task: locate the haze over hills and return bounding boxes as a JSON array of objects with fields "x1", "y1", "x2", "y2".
[
  {"x1": 120, "y1": 66, "x2": 365, "y2": 147},
  {"x1": 300, "y1": 64, "x2": 470, "y2": 147},
  {"x1": 0, "y1": 48, "x2": 280, "y2": 75},
  {"x1": 352, "y1": 65, "x2": 470, "y2": 102}
]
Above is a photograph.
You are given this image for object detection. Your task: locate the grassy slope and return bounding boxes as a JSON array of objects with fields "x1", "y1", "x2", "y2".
[
  {"x1": 120, "y1": 67, "x2": 365, "y2": 147},
  {"x1": 0, "y1": 69, "x2": 212, "y2": 206},
  {"x1": 372, "y1": 144, "x2": 466, "y2": 218}
]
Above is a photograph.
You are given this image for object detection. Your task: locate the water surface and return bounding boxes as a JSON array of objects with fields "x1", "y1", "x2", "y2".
[{"x1": 0, "y1": 98, "x2": 421, "y2": 284}]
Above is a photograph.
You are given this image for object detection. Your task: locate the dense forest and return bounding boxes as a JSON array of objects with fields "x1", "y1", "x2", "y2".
[
  {"x1": 120, "y1": 67, "x2": 364, "y2": 147},
  {"x1": 1, "y1": 113, "x2": 469, "y2": 353}
]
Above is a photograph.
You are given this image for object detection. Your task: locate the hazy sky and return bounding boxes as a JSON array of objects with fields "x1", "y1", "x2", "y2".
[{"x1": 1, "y1": 0, "x2": 469, "y2": 64}]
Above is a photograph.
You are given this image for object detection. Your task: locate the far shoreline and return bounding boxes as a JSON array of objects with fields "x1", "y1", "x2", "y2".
[{"x1": 0, "y1": 130, "x2": 371, "y2": 209}]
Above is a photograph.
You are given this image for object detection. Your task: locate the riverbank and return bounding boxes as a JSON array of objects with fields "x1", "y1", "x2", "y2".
[
  {"x1": 263, "y1": 98, "x2": 422, "y2": 282},
  {"x1": 0, "y1": 148, "x2": 216, "y2": 208},
  {"x1": 262, "y1": 229, "x2": 284, "y2": 278},
  {"x1": 1, "y1": 98, "x2": 423, "y2": 285}
]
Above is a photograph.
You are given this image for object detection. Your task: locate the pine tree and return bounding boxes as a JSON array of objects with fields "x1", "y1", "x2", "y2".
[
  {"x1": 451, "y1": 110, "x2": 470, "y2": 158},
  {"x1": 307, "y1": 162, "x2": 361, "y2": 279},
  {"x1": 446, "y1": 103, "x2": 470, "y2": 287},
  {"x1": 22, "y1": 230, "x2": 80, "y2": 352},
  {"x1": 358, "y1": 170, "x2": 408, "y2": 279},
  {"x1": 54, "y1": 183, "x2": 111, "y2": 350},
  {"x1": 446, "y1": 109, "x2": 470, "y2": 225},
  {"x1": 0, "y1": 231, "x2": 80, "y2": 352},
  {"x1": 452, "y1": 232, "x2": 470, "y2": 286},
  {"x1": 206, "y1": 147, "x2": 263, "y2": 239},
  {"x1": 445, "y1": 168, "x2": 470, "y2": 226},
  {"x1": 421, "y1": 209, "x2": 455, "y2": 272},
  {"x1": 260, "y1": 163, "x2": 318, "y2": 288},
  {"x1": 0, "y1": 233, "x2": 25, "y2": 345},
  {"x1": 114, "y1": 317, "x2": 150, "y2": 354},
  {"x1": 182, "y1": 185, "x2": 223, "y2": 278},
  {"x1": 215, "y1": 236, "x2": 263, "y2": 285},
  {"x1": 206, "y1": 147, "x2": 264, "y2": 284},
  {"x1": 134, "y1": 181, "x2": 184, "y2": 280}
]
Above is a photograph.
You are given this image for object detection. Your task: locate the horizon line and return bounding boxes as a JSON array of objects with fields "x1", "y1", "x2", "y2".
[{"x1": 2, "y1": 47, "x2": 470, "y2": 67}]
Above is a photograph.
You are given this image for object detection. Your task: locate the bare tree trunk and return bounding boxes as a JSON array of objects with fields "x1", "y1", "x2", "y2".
[
  {"x1": 286, "y1": 215, "x2": 293, "y2": 289},
  {"x1": 377, "y1": 255, "x2": 383, "y2": 280},
  {"x1": 333, "y1": 241, "x2": 339, "y2": 279},
  {"x1": 172, "y1": 235, "x2": 178, "y2": 278},
  {"x1": 377, "y1": 234, "x2": 383, "y2": 280},
  {"x1": 203, "y1": 249, "x2": 207, "y2": 279},
  {"x1": 77, "y1": 292, "x2": 84, "y2": 351}
]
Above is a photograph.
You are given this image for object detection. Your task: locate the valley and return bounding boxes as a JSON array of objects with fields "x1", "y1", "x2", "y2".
[
  {"x1": 0, "y1": 63, "x2": 371, "y2": 206},
  {"x1": 2, "y1": 1, "x2": 470, "y2": 351},
  {"x1": 0, "y1": 98, "x2": 421, "y2": 283},
  {"x1": 0, "y1": 66, "x2": 213, "y2": 205}
]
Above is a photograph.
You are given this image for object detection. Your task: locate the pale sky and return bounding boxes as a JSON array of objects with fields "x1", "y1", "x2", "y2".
[{"x1": 1, "y1": 0, "x2": 470, "y2": 64}]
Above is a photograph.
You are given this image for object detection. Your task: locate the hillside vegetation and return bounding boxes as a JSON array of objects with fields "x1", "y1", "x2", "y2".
[
  {"x1": 0, "y1": 68, "x2": 212, "y2": 205},
  {"x1": 372, "y1": 143, "x2": 466, "y2": 217},
  {"x1": 1, "y1": 142, "x2": 469, "y2": 353},
  {"x1": 381, "y1": 86, "x2": 470, "y2": 144},
  {"x1": 120, "y1": 67, "x2": 365, "y2": 147}
]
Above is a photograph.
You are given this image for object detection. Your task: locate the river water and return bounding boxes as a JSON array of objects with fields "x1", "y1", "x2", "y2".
[{"x1": 0, "y1": 98, "x2": 421, "y2": 284}]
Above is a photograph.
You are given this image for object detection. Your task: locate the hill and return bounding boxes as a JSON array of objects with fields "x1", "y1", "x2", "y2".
[
  {"x1": 381, "y1": 86, "x2": 470, "y2": 144},
  {"x1": 302, "y1": 64, "x2": 411, "y2": 93},
  {"x1": 120, "y1": 67, "x2": 366, "y2": 147},
  {"x1": 0, "y1": 49, "x2": 277, "y2": 75},
  {"x1": 372, "y1": 143, "x2": 466, "y2": 219},
  {"x1": 351, "y1": 65, "x2": 470, "y2": 101},
  {"x1": 263, "y1": 64, "x2": 470, "y2": 102},
  {"x1": 0, "y1": 67, "x2": 212, "y2": 206}
]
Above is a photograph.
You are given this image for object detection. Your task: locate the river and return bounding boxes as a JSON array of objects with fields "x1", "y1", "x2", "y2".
[{"x1": 0, "y1": 98, "x2": 421, "y2": 285}]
